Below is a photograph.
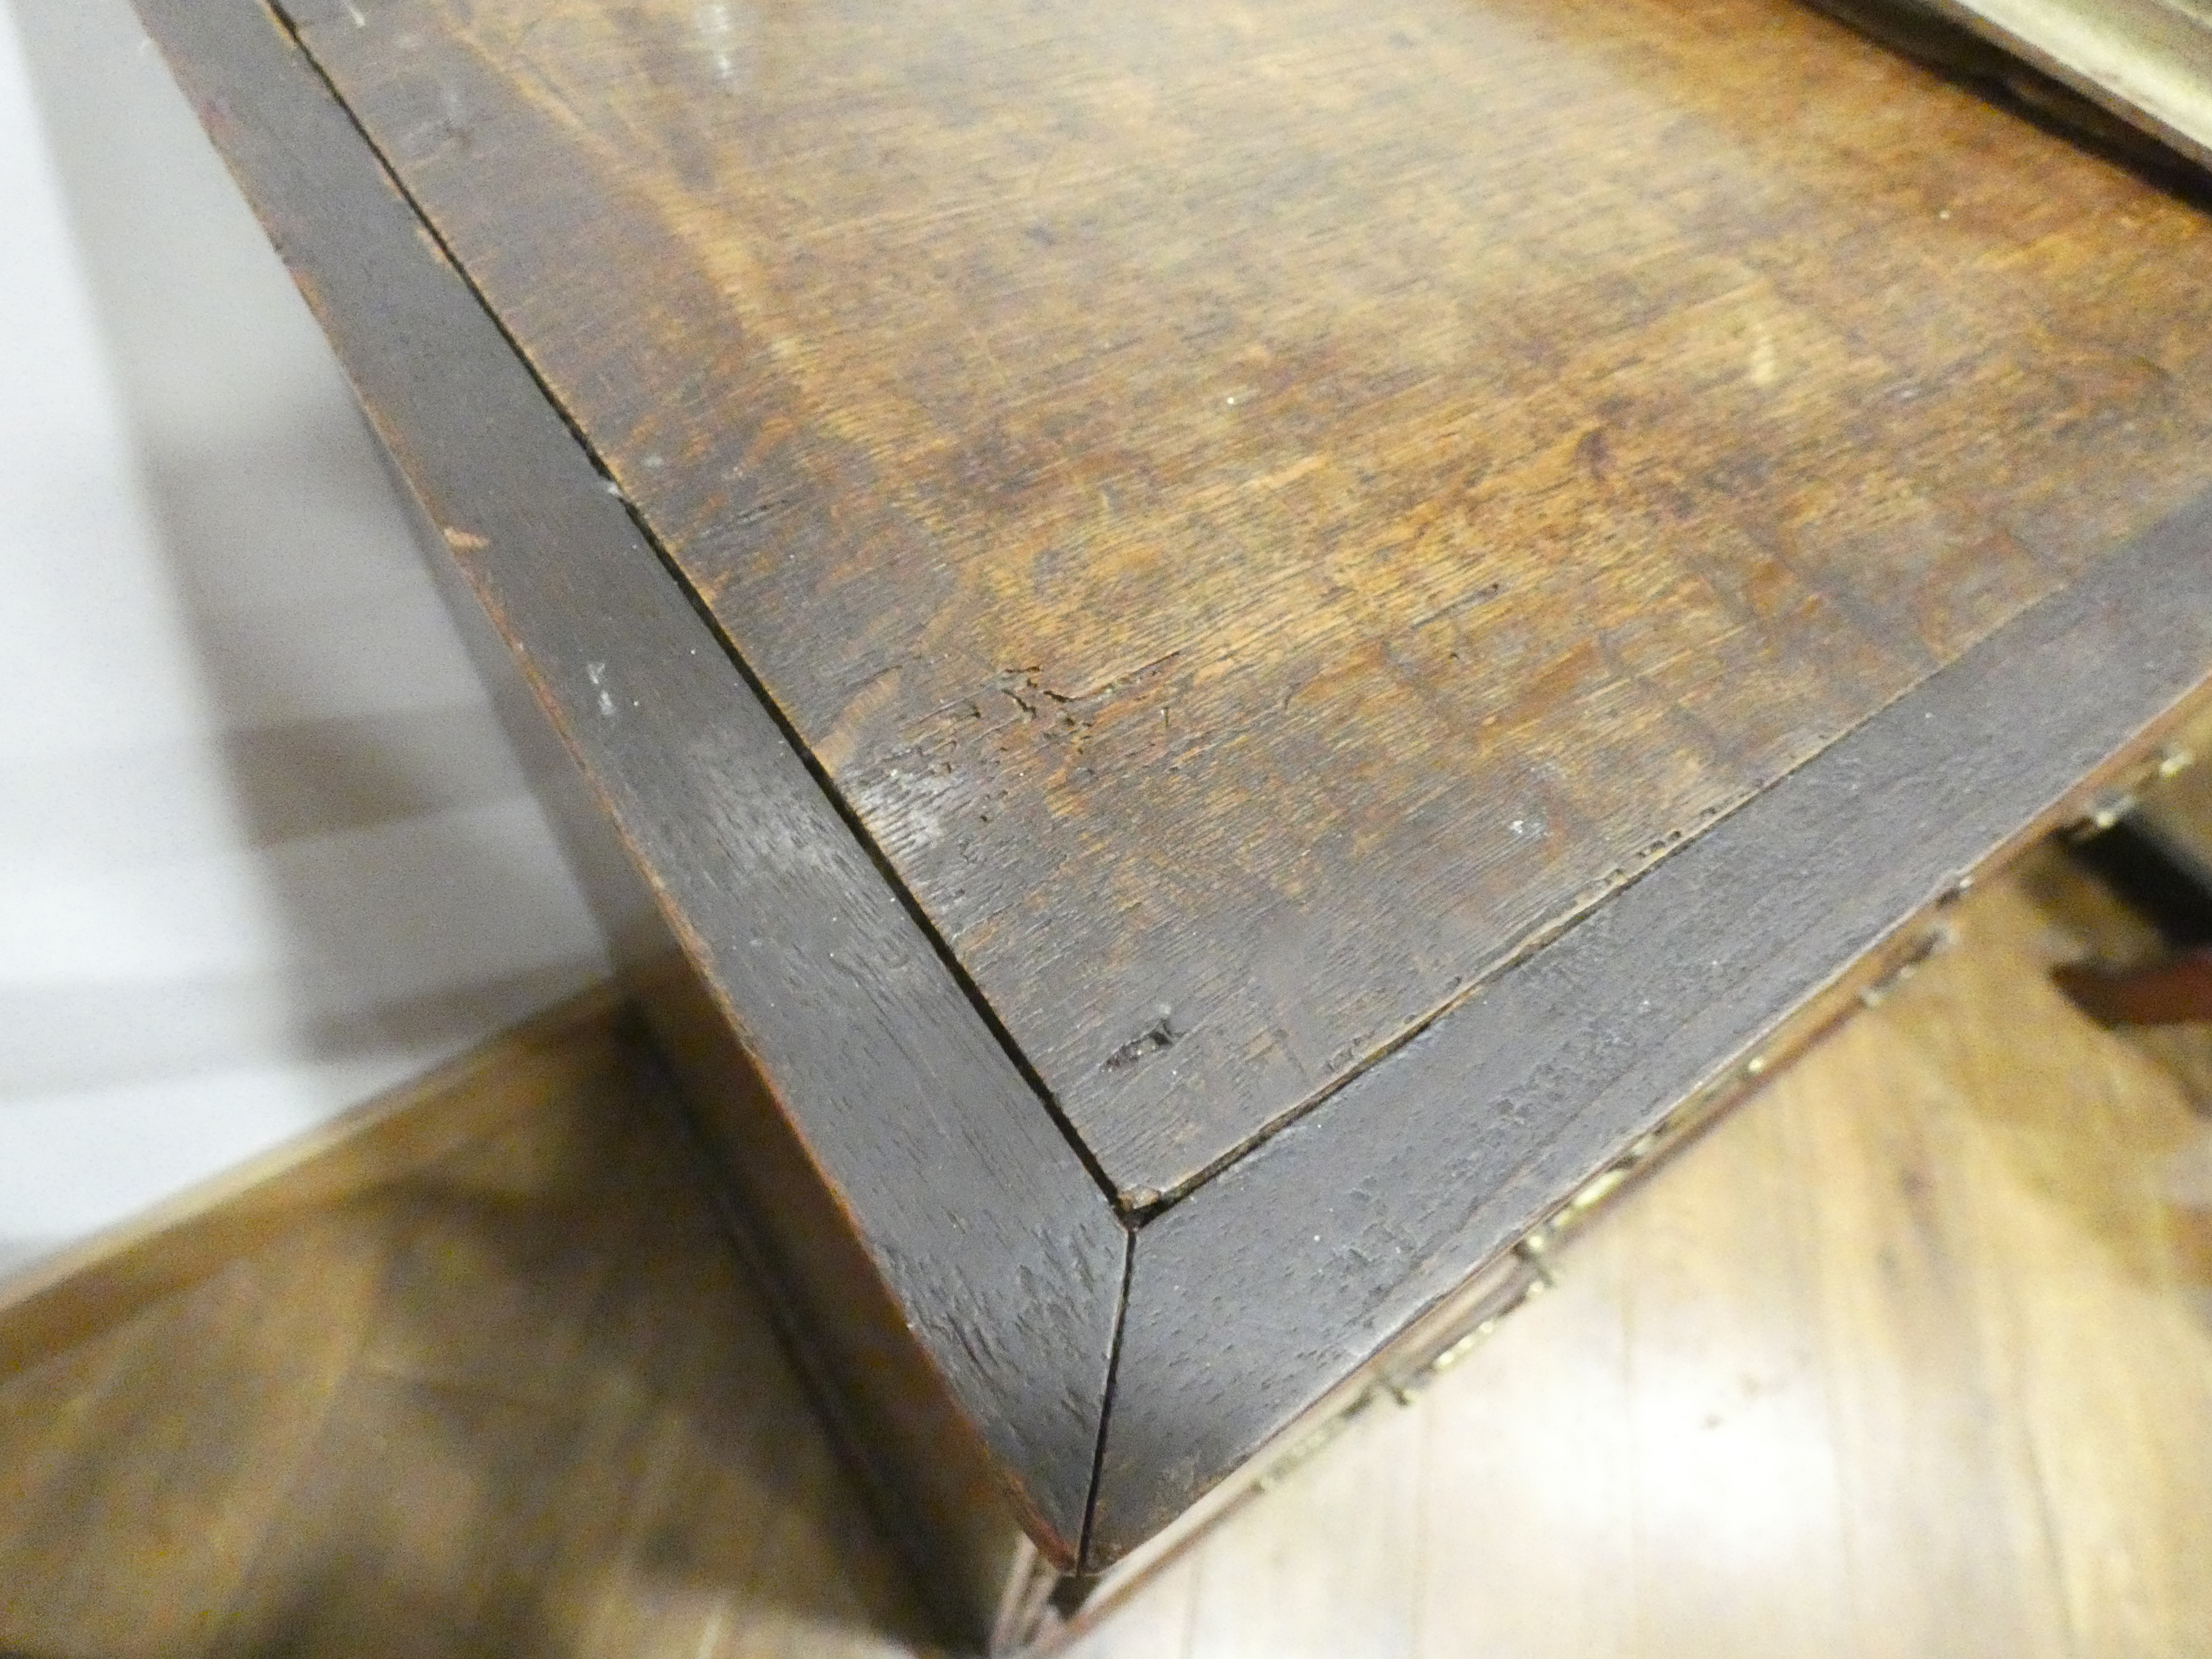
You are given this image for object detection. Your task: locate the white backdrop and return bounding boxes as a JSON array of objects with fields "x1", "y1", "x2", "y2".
[{"x1": 0, "y1": 0, "x2": 611, "y2": 1277}]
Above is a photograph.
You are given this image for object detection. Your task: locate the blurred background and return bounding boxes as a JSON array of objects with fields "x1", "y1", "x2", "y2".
[{"x1": 0, "y1": 0, "x2": 610, "y2": 1279}]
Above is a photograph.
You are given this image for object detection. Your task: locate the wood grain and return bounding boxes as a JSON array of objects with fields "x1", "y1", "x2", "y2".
[
  {"x1": 134, "y1": 0, "x2": 2212, "y2": 1581},
  {"x1": 6, "y1": 858, "x2": 2212, "y2": 1658},
  {"x1": 1091, "y1": 495, "x2": 2212, "y2": 1562},
  {"x1": 640, "y1": 950, "x2": 1057, "y2": 1639},
  {"x1": 280, "y1": 0, "x2": 2212, "y2": 1193},
  {"x1": 131, "y1": 0, "x2": 1127, "y2": 1566},
  {"x1": 1805, "y1": 0, "x2": 2209, "y2": 179}
]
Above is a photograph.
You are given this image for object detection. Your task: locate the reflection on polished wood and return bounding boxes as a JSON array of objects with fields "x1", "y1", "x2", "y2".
[{"x1": 3, "y1": 855, "x2": 2209, "y2": 1656}]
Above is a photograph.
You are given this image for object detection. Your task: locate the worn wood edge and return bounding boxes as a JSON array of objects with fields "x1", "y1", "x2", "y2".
[
  {"x1": 0, "y1": 981, "x2": 631, "y2": 1382},
  {"x1": 1025, "y1": 942, "x2": 1806, "y2": 1627},
  {"x1": 1016, "y1": 1246, "x2": 1544, "y2": 1650},
  {"x1": 129, "y1": 0, "x2": 1126, "y2": 1560},
  {"x1": 135, "y1": 0, "x2": 2208, "y2": 1572},
  {"x1": 361, "y1": 416, "x2": 674, "y2": 977},
  {"x1": 632, "y1": 947, "x2": 1068, "y2": 1646},
  {"x1": 380, "y1": 395, "x2": 1057, "y2": 1637},
  {"x1": 1086, "y1": 488, "x2": 2212, "y2": 1564},
  {"x1": 381, "y1": 422, "x2": 1071, "y2": 1640}
]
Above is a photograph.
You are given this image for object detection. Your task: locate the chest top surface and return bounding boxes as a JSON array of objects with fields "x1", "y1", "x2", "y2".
[{"x1": 286, "y1": 0, "x2": 2212, "y2": 1196}]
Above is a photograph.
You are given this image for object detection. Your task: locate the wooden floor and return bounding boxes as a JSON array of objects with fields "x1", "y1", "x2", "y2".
[{"x1": 5, "y1": 850, "x2": 2212, "y2": 1658}]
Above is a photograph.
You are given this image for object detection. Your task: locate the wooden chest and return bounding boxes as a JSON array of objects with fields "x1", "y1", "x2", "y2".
[{"x1": 137, "y1": 0, "x2": 2212, "y2": 1646}]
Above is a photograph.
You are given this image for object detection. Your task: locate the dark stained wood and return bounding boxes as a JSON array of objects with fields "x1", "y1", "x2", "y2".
[
  {"x1": 276, "y1": 0, "x2": 2212, "y2": 1196},
  {"x1": 128, "y1": 0, "x2": 1127, "y2": 1576},
  {"x1": 132, "y1": 0, "x2": 2212, "y2": 1608},
  {"x1": 370, "y1": 314, "x2": 1051, "y2": 1632},
  {"x1": 1087, "y1": 489, "x2": 2212, "y2": 1562},
  {"x1": 636, "y1": 951, "x2": 1049, "y2": 1637},
  {"x1": 13, "y1": 874, "x2": 2212, "y2": 1659},
  {"x1": 2053, "y1": 806, "x2": 2212, "y2": 1015},
  {"x1": 364, "y1": 267, "x2": 1053, "y2": 1637}
]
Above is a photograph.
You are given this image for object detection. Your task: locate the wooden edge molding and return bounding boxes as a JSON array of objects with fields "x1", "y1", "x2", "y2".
[
  {"x1": 131, "y1": 0, "x2": 1126, "y2": 1564},
  {"x1": 0, "y1": 983, "x2": 632, "y2": 1381},
  {"x1": 124, "y1": 0, "x2": 2212, "y2": 1588},
  {"x1": 1087, "y1": 490, "x2": 2212, "y2": 1564}
]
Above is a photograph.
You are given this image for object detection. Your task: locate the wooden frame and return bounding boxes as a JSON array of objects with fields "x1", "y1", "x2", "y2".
[
  {"x1": 143, "y1": 4, "x2": 1121, "y2": 1637},
  {"x1": 129, "y1": 0, "x2": 2212, "y2": 1647}
]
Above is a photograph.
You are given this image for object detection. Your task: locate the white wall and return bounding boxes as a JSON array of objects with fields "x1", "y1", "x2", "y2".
[{"x1": 0, "y1": 0, "x2": 612, "y2": 1277}]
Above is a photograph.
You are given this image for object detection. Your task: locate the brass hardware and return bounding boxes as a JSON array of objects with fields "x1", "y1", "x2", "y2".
[
  {"x1": 1252, "y1": 1399, "x2": 1372, "y2": 1493},
  {"x1": 2062, "y1": 744, "x2": 2194, "y2": 841},
  {"x1": 1859, "y1": 921, "x2": 1955, "y2": 1008}
]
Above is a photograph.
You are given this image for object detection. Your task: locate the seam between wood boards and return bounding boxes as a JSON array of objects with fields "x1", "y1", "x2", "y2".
[
  {"x1": 1118, "y1": 551, "x2": 2143, "y2": 1224},
  {"x1": 1075, "y1": 1226, "x2": 1135, "y2": 1574},
  {"x1": 1082, "y1": 520, "x2": 2212, "y2": 1561},
  {"x1": 244, "y1": 0, "x2": 2093, "y2": 1237},
  {"x1": 246, "y1": 0, "x2": 1998, "y2": 1237},
  {"x1": 256, "y1": 0, "x2": 1125, "y2": 1219},
  {"x1": 248, "y1": 0, "x2": 2151, "y2": 1249}
]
